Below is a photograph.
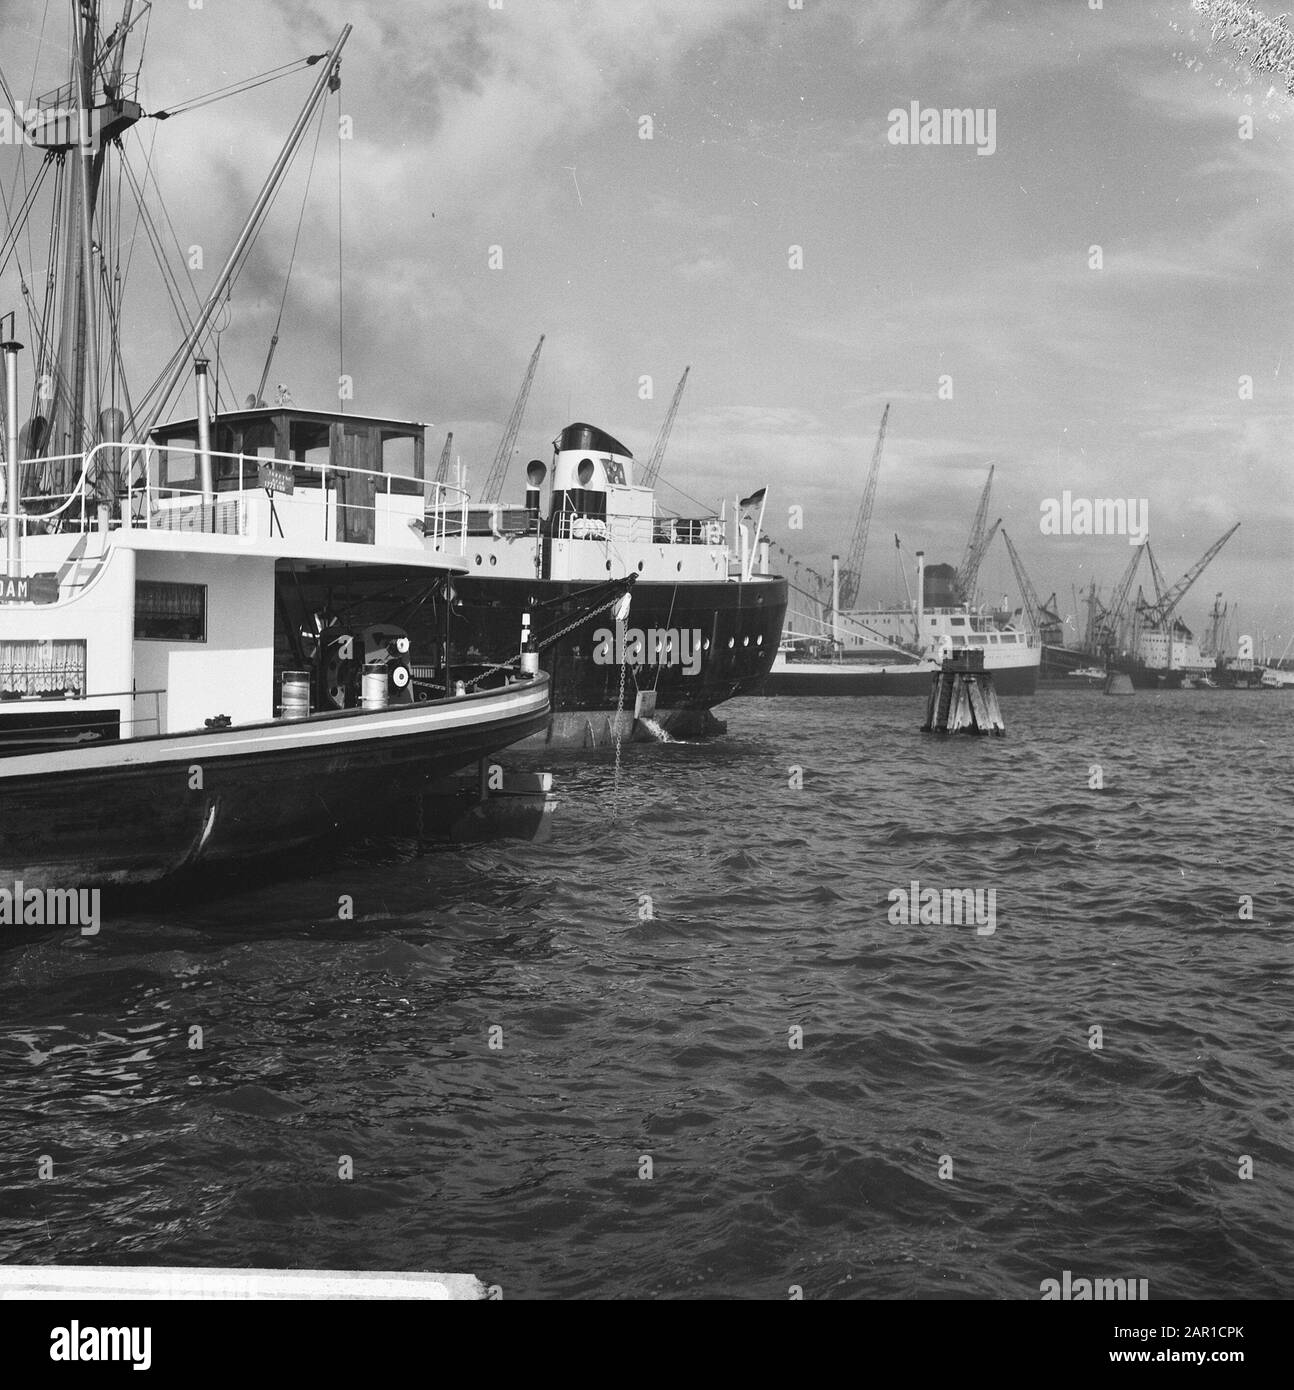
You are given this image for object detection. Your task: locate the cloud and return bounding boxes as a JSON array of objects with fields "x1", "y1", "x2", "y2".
[{"x1": 675, "y1": 253, "x2": 733, "y2": 281}]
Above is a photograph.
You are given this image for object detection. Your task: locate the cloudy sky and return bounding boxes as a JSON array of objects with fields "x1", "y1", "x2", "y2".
[{"x1": 2, "y1": 0, "x2": 1291, "y2": 648}]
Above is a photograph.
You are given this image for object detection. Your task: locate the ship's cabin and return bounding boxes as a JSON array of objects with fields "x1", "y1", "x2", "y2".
[
  {"x1": 147, "y1": 407, "x2": 431, "y2": 547},
  {"x1": 150, "y1": 407, "x2": 426, "y2": 498}
]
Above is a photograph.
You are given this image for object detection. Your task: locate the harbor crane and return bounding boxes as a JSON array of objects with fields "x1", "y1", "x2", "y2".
[
  {"x1": 1093, "y1": 543, "x2": 1145, "y2": 654},
  {"x1": 1144, "y1": 543, "x2": 1170, "y2": 614},
  {"x1": 433, "y1": 431, "x2": 453, "y2": 485},
  {"x1": 1138, "y1": 524, "x2": 1240, "y2": 632},
  {"x1": 955, "y1": 466, "x2": 995, "y2": 603},
  {"x1": 1000, "y1": 529, "x2": 1064, "y2": 644},
  {"x1": 837, "y1": 403, "x2": 889, "y2": 610},
  {"x1": 640, "y1": 366, "x2": 690, "y2": 488},
  {"x1": 480, "y1": 334, "x2": 545, "y2": 503}
]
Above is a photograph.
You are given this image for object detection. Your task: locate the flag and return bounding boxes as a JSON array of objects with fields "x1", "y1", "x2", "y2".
[
  {"x1": 739, "y1": 487, "x2": 766, "y2": 509},
  {"x1": 895, "y1": 533, "x2": 901, "y2": 548}
]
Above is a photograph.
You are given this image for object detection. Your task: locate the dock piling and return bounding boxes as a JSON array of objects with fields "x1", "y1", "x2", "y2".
[{"x1": 921, "y1": 649, "x2": 1005, "y2": 735}]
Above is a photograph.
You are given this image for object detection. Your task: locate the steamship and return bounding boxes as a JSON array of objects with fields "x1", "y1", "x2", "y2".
[
  {"x1": 0, "y1": 11, "x2": 549, "y2": 888},
  {"x1": 762, "y1": 554, "x2": 1040, "y2": 696},
  {"x1": 422, "y1": 423, "x2": 788, "y2": 744}
]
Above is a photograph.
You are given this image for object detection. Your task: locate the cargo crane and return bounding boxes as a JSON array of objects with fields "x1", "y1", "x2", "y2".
[
  {"x1": 1000, "y1": 529, "x2": 1064, "y2": 645},
  {"x1": 640, "y1": 366, "x2": 689, "y2": 488},
  {"x1": 955, "y1": 466, "x2": 995, "y2": 603},
  {"x1": 1202, "y1": 593, "x2": 1230, "y2": 659},
  {"x1": 1093, "y1": 543, "x2": 1145, "y2": 655},
  {"x1": 480, "y1": 334, "x2": 545, "y2": 503},
  {"x1": 1139, "y1": 524, "x2": 1240, "y2": 633},
  {"x1": 433, "y1": 431, "x2": 453, "y2": 485},
  {"x1": 1144, "y1": 544, "x2": 1170, "y2": 614},
  {"x1": 837, "y1": 403, "x2": 889, "y2": 610}
]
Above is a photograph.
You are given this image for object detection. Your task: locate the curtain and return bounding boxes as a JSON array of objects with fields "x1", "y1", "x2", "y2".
[{"x1": 0, "y1": 639, "x2": 87, "y2": 696}]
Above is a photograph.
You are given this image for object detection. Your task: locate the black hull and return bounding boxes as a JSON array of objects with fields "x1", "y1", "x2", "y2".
[
  {"x1": 1040, "y1": 645, "x2": 1097, "y2": 680},
  {"x1": 1212, "y1": 671, "x2": 1265, "y2": 690},
  {"x1": 270, "y1": 567, "x2": 786, "y2": 745},
  {"x1": 1112, "y1": 662, "x2": 1192, "y2": 690},
  {"x1": 0, "y1": 682, "x2": 549, "y2": 889},
  {"x1": 436, "y1": 576, "x2": 787, "y2": 737},
  {"x1": 761, "y1": 661, "x2": 1039, "y2": 697}
]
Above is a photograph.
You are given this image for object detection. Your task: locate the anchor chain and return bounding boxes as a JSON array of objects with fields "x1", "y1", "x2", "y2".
[{"x1": 460, "y1": 582, "x2": 635, "y2": 691}]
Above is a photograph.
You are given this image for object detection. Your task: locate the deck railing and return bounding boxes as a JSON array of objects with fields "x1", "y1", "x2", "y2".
[{"x1": 11, "y1": 443, "x2": 469, "y2": 550}]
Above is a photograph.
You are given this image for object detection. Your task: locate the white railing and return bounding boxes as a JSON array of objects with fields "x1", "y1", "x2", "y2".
[
  {"x1": 8, "y1": 442, "x2": 469, "y2": 550},
  {"x1": 547, "y1": 511, "x2": 723, "y2": 546}
]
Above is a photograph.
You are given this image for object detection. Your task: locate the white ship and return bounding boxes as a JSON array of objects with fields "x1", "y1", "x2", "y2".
[{"x1": 763, "y1": 551, "x2": 1039, "y2": 697}]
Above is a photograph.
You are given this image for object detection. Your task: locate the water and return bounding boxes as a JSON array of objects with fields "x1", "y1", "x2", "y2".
[
  {"x1": 1, "y1": 690, "x2": 1290, "y2": 1299},
  {"x1": 636, "y1": 715, "x2": 676, "y2": 743}
]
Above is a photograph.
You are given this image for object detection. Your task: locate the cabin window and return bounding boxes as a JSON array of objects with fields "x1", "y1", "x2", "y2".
[
  {"x1": 160, "y1": 436, "x2": 198, "y2": 489},
  {"x1": 379, "y1": 430, "x2": 424, "y2": 497},
  {"x1": 243, "y1": 419, "x2": 280, "y2": 459},
  {"x1": 381, "y1": 432, "x2": 417, "y2": 478},
  {"x1": 287, "y1": 420, "x2": 331, "y2": 487},
  {"x1": 135, "y1": 581, "x2": 207, "y2": 642},
  {"x1": 950, "y1": 616, "x2": 966, "y2": 627},
  {"x1": 0, "y1": 639, "x2": 87, "y2": 697}
]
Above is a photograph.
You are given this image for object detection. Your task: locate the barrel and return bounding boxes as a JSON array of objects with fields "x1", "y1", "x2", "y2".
[
  {"x1": 281, "y1": 670, "x2": 310, "y2": 719},
  {"x1": 362, "y1": 665, "x2": 389, "y2": 711}
]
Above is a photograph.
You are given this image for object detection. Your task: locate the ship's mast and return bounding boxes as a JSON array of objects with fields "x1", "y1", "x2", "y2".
[{"x1": 37, "y1": 1, "x2": 143, "y2": 457}]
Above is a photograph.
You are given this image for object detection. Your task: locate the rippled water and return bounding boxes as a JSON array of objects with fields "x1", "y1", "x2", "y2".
[{"x1": 1, "y1": 690, "x2": 1290, "y2": 1299}]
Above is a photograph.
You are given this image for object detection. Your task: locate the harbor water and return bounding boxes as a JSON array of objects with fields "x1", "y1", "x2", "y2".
[{"x1": 0, "y1": 691, "x2": 1289, "y2": 1299}]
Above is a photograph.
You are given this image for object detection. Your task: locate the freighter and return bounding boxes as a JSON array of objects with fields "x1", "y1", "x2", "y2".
[
  {"x1": 762, "y1": 553, "x2": 1039, "y2": 697},
  {"x1": 422, "y1": 422, "x2": 788, "y2": 744},
  {"x1": 759, "y1": 409, "x2": 1037, "y2": 697}
]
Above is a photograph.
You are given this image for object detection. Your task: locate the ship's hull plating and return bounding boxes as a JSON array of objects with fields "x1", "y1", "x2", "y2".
[
  {"x1": 0, "y1": 679, "x2": 550, "y2": 889},
  {"x1": 1114, "y1": 662, "x2": 1197, "y2": 690},
  {"x1": 761, "y1": 655, "x2": 1039, "y2": 697},
  {"x1": 436, "y1": 575, "x2": 788, "y2": 743}
]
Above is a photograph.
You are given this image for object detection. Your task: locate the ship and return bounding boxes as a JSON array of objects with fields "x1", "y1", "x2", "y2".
[
  {"x1": 0, "y1": 11, "x2": 550, "y2": 887},
  {"x1": 422, "y1": 421, "x2": 788, "y2": 744},
  {"x1": 1258, "y1": 635, "x2": 1294, "y2": 689},
  {"x1": 1065, "y1": 528, "x2": 1241, "y2": 691},
  {"x1": 757, "y1": 412, "x2": 1037, "y2": 697},
  {"x1": 1116, "y1": 616, "x2": 1213, "y2": 689},
  {"x1": 760, "y1": 551, "x2": 1039, "y2": 696}
]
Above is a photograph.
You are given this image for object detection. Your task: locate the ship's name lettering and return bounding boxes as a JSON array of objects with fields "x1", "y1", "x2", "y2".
[
  {"x1": 592, "y1": 624, "x2": 703, "y2": 676},
  {"x1": 0, "y1": 573, "x2": 59, "y2": 604}
]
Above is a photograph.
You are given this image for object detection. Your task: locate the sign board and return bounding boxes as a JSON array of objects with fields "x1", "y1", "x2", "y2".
[
  {"x1": 0, "y1": 573, "x2": 58, "y2": 604},
  {"x1": 258, "y1": 461, "x2": 295, "y2": 495}
]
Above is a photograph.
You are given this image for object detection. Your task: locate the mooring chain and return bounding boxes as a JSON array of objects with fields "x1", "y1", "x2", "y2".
[
  {"x1": 461, "y1": 591, "x2": 628, "y2": 690},
  {"x1": 613, "y1": 658, "x2": 627, "y2": 802}
]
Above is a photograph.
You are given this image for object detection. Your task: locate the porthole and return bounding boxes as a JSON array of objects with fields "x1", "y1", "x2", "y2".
[
  {"x1": 474, "y1": 554, "x2": 482, "y2": 565},
  {"x1": 743, "y1": 636, "x2": 750, "y2": 647},
  {"x1": 606, "y1": 561, "x2": 612, "y2": 571},
  {"x1": 727, "y1": 637, "x2": 735, "y2": 649},
  {"x1": 489, "y1": 555, "x2": 498, "y2": 566},
  {"x1": 756, "y1": 634, "x2": 763, "y2": 645},
  {"x1": 638, "y1": 561, "x2": 644, "y2": 572},
  {"x1": 703, "y1": 638, "x2": 711, "y2": 651}
]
